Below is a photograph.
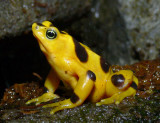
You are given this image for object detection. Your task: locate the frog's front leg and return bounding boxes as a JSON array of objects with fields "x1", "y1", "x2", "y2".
[
  {"x1": 43, "y1": 70, "x2": 95, "y2": 114},
  {"x1": 26, "y1": 69, "x2": 60, "y2": 105}
]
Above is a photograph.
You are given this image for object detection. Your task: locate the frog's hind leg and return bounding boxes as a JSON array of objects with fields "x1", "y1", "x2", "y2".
[
  {"x1": 96, "y1": 70, "x2": 138, "y2": 106},
  {"x1": 26, "y1": 69, "x2": 60, "y2": 105},
  {"x1": 96, "y1": 86, "x2": 137, "y2": 106}
]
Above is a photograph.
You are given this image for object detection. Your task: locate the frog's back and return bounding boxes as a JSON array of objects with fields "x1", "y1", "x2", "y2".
[{"x1": 72, "y1": 39, "x2": 111, "y2": 102}]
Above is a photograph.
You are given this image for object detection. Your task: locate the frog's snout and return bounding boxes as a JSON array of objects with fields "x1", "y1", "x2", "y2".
[{"x1": 32, "y1": 23, "x2": 38, "y2": 30}]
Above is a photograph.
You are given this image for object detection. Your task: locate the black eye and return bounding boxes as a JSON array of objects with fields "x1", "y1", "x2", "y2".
[{"x1": 46, "y1": 30, "x2": 57, "y2": 39}]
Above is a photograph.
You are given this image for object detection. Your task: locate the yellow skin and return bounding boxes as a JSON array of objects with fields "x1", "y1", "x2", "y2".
[{"x1": 26, "y1": 21, "x2": 138, "y2": 114}]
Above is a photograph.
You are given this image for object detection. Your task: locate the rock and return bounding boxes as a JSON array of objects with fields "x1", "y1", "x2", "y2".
[
  {"x1": 118, "y1": 0, "x2": 160, "y2": 62},
  {"x1": 0, "y1": 0, "x2": 90, "y2": 38},
  {"x1": 0, "y1": 0, "x2": 159, "y2": 65},
  {"x1": 69, "y1": 0, "x2": 131, "y2": 65}
]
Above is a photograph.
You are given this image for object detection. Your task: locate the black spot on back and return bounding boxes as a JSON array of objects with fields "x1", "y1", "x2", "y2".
[
  {"x1": 87, "y1": 70, "x2": 96, "y2": 81},
  {"x1": 111, "y1": 74, "x2": 125, "y2": 87},
  {"x1": 130, "y1": 81, "x2": 138, "y2": 90},
  {"x1": 73, "y1": 38, "x2": 88, "y2": 62},
  {"x1": 49, "y1": 23, "x2": 54, "y2": 27},
  {"x1": 70, "y1": 92, "x2": 79, "y2": 103},
  {"x1": 100, "y1": 57, "x2": 110, "y2": 73}
]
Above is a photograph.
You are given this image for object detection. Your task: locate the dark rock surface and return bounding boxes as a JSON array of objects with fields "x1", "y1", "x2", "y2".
[{"x1": 0, "y1": 0, "x2": 90, "y2": 38}]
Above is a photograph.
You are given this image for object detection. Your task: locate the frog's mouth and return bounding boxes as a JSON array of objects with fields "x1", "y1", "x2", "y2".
[
  {"x1": 34, "y1": 34, "x2": 48, "y2": 53},
  {"x1": 32, "y1": 23, "x2": 49, "y2": 53}
]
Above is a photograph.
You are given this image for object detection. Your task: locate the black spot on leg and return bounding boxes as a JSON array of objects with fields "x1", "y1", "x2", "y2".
[
  {"x1": 70, "y1": 92, "x2": 79, "y2": 103},
  {"x1": 87, "y1": 70, "x2": 96, "y2": 81},
  {"x1": 73, "y1": 38, "x2": 88, "y2": 62},
  {"x1": 130, "y1": 81, "x2": 138, "y2": 90},
  {"x1": 100, "y1": 57, "x2": 110, "y2": 73},
  {"x1": 111, "y1": 74, "x2": 125, "y2": 87}
]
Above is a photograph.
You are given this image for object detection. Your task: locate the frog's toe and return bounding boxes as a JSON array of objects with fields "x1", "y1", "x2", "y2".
[
  {"x1": 43, "y1": 104, "x2": 64, "y2": 114},
  {"x1": 96, "y1": 101, "x2": 111, "y2": 106},
  {"x1": 26, "y1": 92, "x2": 60, "y2": 105},
  {"x1": 96, "y1": 102, "x2": 102, "y2": 106},
  {"x1": 115, "y1": 101, "x2": 120, "y2": 105},
  {"x1": 43, "y1": 102, "x2": 60, "y2": 108},
  {"x1": 26, "y1": 97, "x2": 44, "y2": 105},
  {"x1": 43, "y1": 99, "x2": 76, "y2": 114},
  {"x1": 50, "y1": 106, "x2": 64, "y2": 114},
  {"x1": 35, "y1": 101, "x2": 42, "y2": 105},
  {"x1": 26, "y1": 98, "x2": 38, "y2": 105},
  {"x1": 96, "y1": 98, "x2": 114, "y2": 106}
]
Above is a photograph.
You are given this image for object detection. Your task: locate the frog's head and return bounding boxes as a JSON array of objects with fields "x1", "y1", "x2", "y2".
[{"x1": 32, "y1": 21, "x2": 70, "y2": 54}]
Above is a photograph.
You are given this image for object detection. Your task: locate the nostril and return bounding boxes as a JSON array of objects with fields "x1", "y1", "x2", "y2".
[{"x1": 35, "y1": 26, "x2": 39, "y2": 30}]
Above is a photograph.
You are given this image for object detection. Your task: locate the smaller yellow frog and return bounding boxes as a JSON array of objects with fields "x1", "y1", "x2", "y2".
[{"x1": 26, "y1": 21, "x2": 138, "y2": 114}]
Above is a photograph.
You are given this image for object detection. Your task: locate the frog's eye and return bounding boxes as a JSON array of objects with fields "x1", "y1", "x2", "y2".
[{"x1": 46, "y1": 29, "x2": 57, "y2": 39}]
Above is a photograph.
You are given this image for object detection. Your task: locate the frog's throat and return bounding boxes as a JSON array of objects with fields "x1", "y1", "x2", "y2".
[{"x1": 33, "y1": 33, "x2": 49, "y2": 53}]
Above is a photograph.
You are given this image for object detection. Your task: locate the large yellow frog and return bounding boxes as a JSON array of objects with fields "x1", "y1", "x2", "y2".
[{"x1": 26, "y1": 21, "x2": 138, "y2": 114}]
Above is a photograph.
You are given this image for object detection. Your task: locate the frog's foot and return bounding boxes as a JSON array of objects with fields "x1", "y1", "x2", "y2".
[
  {"x1": 96, "y1": 87, "x2": 136, "y2": 106},
  {"x1": 26, "y1": 92, "x2": 59, "y2": 105},
  {"x1": 43, "y1": 99, "x2": 75, "y2": 114},
  {"x1": 96, "y1": 93, "x2": 124, "y2": 106}
]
